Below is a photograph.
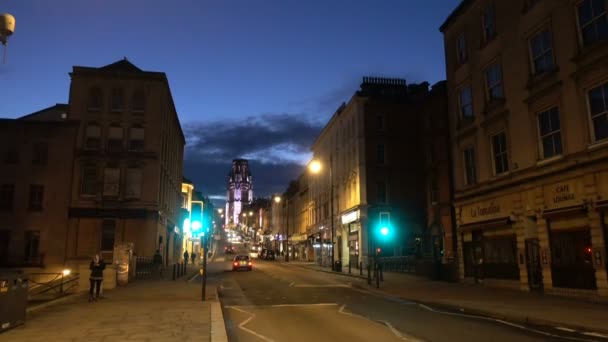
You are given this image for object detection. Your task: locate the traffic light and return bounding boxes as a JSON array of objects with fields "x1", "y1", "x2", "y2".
[
  {"x1": 380, "y1": 226, "x2": 389, "y2": 236},
  {"x1": 376, "y1": 247, "x2": 382, "y2": 254}
]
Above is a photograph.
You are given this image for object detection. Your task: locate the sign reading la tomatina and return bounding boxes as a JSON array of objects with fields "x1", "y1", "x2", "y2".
[
  {"x1": 470, "y1": 201, "x2": 500, "y2": 218},
  {"x1": 553, "y1": 184, "x2": 575, "y2": 203}
]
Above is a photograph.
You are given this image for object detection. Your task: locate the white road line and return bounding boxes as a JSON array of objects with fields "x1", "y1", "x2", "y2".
[
  {"x1": 268, "y1": 303, "x2": 338, "y2": 308},
  {"x1": 292, "y1": 284, "x2": 350, "y2": 288},
  {"x1": 416, "y1": 304, "x2": 599, "y2": 342},
  {"x1": 556, "y1": 327, "x2": 577, "y2": 333},
  {"x1": 237, "y1": 310, "x2": 275, "y2": 342},
  {"x1": 583, "y1": 332, "x2": 608, "y2": 339},
  {"x1": 382, "y1": 320, "x2": 426, "y2": 342},
  {"x1": 289, "y1": 281, "x2": 295, "y2": 287}
]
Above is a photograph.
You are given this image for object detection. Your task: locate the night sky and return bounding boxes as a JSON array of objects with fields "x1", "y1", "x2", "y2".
[{"x1": 1, "y1": 0, "x2": 459, "y2": 202}]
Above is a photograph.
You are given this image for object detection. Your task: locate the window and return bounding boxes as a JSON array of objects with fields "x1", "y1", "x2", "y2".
[
  {"x1": 588, "y1": 82, "x2": 608, "y2": 141},
  {"x1": 530, "y1": 29, "x2": 554, "y2": 74},
  {"x1": 32, "y1": 142, "x2": 48, "y2": 165},
  {"x1": 485, "y1": 63, "x2": 504, "y2": 101},
  {"x1": 129, "y1": 126, "x2": 145, "y2": 151},
  {"x1": 111, "y1": 88, "x2": 124, "y2": 112},
  {"x1": 88, "y1": 87, "x2": 103, "y2": 111},
  {"x1": 132, "y1": 88, "x2": 145, "y2": 113},
  {"x1": 0, "y1": 184, "x2": 15, "y2": 211},
  {"x1": 103, "y1": 167, "x2": 120, "y2": 197},
  {"x1": 456, "y1": 33, "x2": 468, "y2": 64},
  {"x1": 458, "y1": 85, "x2": 474, "y2": 119},
  {"x1": 377, "y1": 114, "x2": 384, "y2": 130},
  {"x1": 24, "y1": 231, "x2": 40, "y2": 263},
  {"x1": 482, "y1": 236, "x2": 520, "y2": 279},
  {"x1": 463, "y1": 147, "x2": 477, "y2": 185},
  {"x1": 126, "y1": 168, "x2": 143, "y2": 199},
  {"x1": 491, "y1": 132, "x2": 509, "y2": 175},
  {"x1": 538, "y1": 107, "x2": 563, "y2": 158},
  {"x1": 101, "y1": 220, "x2": 116, "y2": 251},
  {"x1": 85, "y1": 124, "x2": 101, "y2": 150},
  {"x1": 81, "y1": 165, "x2": 97, "y2": 196},
  {"x1": 28, "y1": 185, "x2": 44, "y2": 211},
  {"x1": 377, "y1": 181, "x2": 387, "y2": 203},
  {"x1": 377, "y1": 144, "x2": 385, "y2": 164},
  {"x1": 577, "y1": 0, "x2": 608, "y2": 47},
  {"x1": 107, "y1": 125, "x2": 123, "y2": 151},
  {"x1": 4, "y1": 147, "x2": 18, "y2": 164},
  {"x1": 482, "y1": 6, "x2": 497, "y2": 43}
]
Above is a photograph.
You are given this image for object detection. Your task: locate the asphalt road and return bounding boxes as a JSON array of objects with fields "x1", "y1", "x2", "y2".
[{"x1": 204, "y1": 239, "x2": 605, "y2": 342}]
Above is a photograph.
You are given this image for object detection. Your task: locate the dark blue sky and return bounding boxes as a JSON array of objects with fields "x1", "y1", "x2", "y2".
[{"x1": 1, "y1": 0, "x2": 459, "y2": 200}]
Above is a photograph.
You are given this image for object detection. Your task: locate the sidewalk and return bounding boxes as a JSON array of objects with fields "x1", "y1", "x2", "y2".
[
  {"x1": 295, "y1": 262, "x2": 608, "y2": 335},
  {"x1": 3, "y1": 264, "x2": 227, "y2": 342}
]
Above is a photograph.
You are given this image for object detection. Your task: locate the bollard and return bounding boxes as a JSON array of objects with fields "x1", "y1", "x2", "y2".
[
  {"x1": 348, "y1": 261, "x2": 351, "y2": 274},
  {"x1": 360, "y1": 262, "x2": 363, "y2": 276},
  {"x1": 380, "y1": 264, "x2": 384, "y2": 282},
  {"x1": 367, "y1": 264, "x2": 371, "y2": 285},
  {"x1": 173, "y1": 263, "x2": 176, "y2": 280},
  {"x1": 375, "y1": 265, "x2": 380, "y2": 288},
  {"x1": 182, "y1": 262, "x2": 186, "y2": 276}
]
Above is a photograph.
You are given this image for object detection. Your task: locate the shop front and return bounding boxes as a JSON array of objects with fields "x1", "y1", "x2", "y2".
[
  {"x1": 340, "y1": 209, "x2": 361, "y2": 269},
  {"x1": 458, "y1": 195, "x2": 519, "y2": 286},
  {"x1": 290, "y1": 233, "x2": 308, "y2": 261}
]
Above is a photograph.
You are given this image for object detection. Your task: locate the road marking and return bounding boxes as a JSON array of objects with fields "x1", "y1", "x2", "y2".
[
  {"x1": 338, "y1": 304, "x2": 423, "y2": 342},
  {"x1": 233, "y1": 308, "x2": 275, "y2": 342},
  {"x1": 292, "y1": 284, "x2": 350, "y2": 288},
  {"x1": 216, "y1": 257, "x2": 225, "y2": 262},
  {"x1": 556, "y1": 327, "x2": 577, "y2": 333},
  {"x1": 225, "y1": 303, "x2": 338, "y2": 309},
  {"x1": 417, "y1": 304, "x2": 599, "y2": 342},
  {"x1": 289, "y1": 282, "x2": 295, "y2": 287}
]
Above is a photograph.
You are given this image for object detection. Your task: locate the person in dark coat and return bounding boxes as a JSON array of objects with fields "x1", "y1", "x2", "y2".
[
  {"x1": 89, "y1": 254, "x2": 106, "y2": 301},
  {"x1": 191, "y1": 252, "x2": 196, "y2": 265},
  {"x1": 184, "y1": 250, "x2": 189, "y2": 264},
  {"x1": 153, "y1": 250, "x2": 163, "y2": 276}
]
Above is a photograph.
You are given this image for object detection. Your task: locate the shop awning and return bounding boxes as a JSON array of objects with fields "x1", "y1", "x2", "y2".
[
  {"x1": 542, "y1": 204, "x2": 587, "y2": 219},
  {"x1": 459, "y1": 217, "x2": 512, "y2": 232}
]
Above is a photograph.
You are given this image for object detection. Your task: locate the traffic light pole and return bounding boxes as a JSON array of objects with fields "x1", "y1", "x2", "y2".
[{"x1": 201, "y1": 234, "x2": 207, "y2": 301}]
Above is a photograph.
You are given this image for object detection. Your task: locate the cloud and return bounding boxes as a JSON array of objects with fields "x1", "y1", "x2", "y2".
[{"x1": 183, "y1": 113, "x2": 323, "y2": 203}]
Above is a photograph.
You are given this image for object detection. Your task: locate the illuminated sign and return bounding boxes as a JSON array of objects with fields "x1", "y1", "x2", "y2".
[{"x1": 341, "y1": 210, "x2": 359, "y2": 225}]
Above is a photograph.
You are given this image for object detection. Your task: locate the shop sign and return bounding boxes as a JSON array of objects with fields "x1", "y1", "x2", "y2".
[
  {"x1": 460, "y1": 196, "x2": 512, "y2": 224},
  {"x1": 544, "y1": 178, "x2": 583, "y2": 209},
  {"x1": 341, "y1": 210, "x2": 359, "y2": 225}
]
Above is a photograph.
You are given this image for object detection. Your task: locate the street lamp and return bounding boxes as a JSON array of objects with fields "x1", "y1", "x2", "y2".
[
  {"x1": 218, "y1": 208, "x2": 223, "y2": 214},
  {"x1": 274, "y1": 195, "x2": 290, "y2": 262},
  {"x1": 309, "y1": 157, "x2": 335, "y2": 271}
]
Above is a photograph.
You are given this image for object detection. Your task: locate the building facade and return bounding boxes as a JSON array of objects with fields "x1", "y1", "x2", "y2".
[
  {"x1": 441, "y1": 0, "x2": 608, "y2": 297},
  {"x1": 225, "y1": 159, "x2": 253, "y2": 227},
  {"x1": 0, "y1": 105, "x2": 78, "y2": 271},
  {"x1": 65, "y1": 59, "x2": 185, "y2": 267},
  {"x1": 309, "y1": 77, "x2": 440, "y2": 270}
]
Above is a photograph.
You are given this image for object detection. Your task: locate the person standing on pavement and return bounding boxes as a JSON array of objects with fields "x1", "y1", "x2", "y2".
[
  {"x1": 89, "y1": 254, "x2": 105, "y2": 302},
  {"x1": 184, "y1": 250, "x2": 189, "y2": 264},
  {"x1": 153, "y1": 249, "x2": 163, "y2": 277},
  {"x1": 191, "y1": 252, "x2": 196, "y2": 265}
]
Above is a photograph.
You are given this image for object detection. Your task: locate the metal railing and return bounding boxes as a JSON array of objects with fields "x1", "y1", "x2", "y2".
[
  {"x1": 377, "y1": 256, "x2": 417, "y2": 273},
  {"x1": 27, "y1": 272, "x2": 79, "y2": 302}
]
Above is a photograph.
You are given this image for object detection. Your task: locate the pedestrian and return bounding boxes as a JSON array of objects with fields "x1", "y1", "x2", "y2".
[
  {"x1": 89, "y1": 254, "x2": 105, "y2": 302},
  {"x1": 191, "y1": 252, "x2": 196, "y2": 265},
  {"x1": 153, "y1": 249, "x2": 163, "y2": 277},
  {"x1": 184, "y1": 250, "x2": 189, "y2": 265}
]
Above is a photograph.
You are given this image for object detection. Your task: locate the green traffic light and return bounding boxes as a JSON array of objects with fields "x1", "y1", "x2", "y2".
[{"x1": 380, "y1": 226, "x2": 389, "y2": 236}]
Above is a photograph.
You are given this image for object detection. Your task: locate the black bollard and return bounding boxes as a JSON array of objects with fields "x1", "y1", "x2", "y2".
[
  {"x1": 348, "y1": 261, "x2": 352, "y2": 274},
  {"x1": 360, "y1": 262, "x2": 363, "y2": 276},
  {"x1": 172, "y1": 263, "x2": 176, "y2": 280}
]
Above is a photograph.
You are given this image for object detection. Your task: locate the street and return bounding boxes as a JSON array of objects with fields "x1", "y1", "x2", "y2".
[{"x1": 208, "y1": 240, "x2": 606, "y2": 342}]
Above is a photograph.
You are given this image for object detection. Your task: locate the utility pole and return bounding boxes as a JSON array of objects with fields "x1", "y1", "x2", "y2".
[{"x1": 201, "y1": 233, "x2": 207, "y2": 301}]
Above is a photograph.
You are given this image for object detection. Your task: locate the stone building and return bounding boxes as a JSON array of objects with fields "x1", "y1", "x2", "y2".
[
  {"x1": 441, "y1": 0, "x2": 608, "y2": 297},
  {"x1": 65, "y1": 59, "x2": 185, "y2": 266},
  {"x1": 0, "y1": 105, "x2": 78, "y2": 270}
]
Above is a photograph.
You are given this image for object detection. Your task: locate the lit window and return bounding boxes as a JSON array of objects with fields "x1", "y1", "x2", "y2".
[
  {"x1": 485, "y1": 63, "x2": 504, "y2": 101},
  {"x1": 577, "y1": 0, "x2": 608, "y2": 47},
  {"x1": 458, "y1": 85, "x2": 474, "y2": 119},
  {"x1": 537, "y1": 107, "x2": 562, "y2": 158},
  {"x1": 588, "y1": 82, "x2": 608, "y2": 141},
  {"x1": 491, "y1": 132, "x2": 509, "y2": 175},
  {"x1": 530, "y1": 29, "x2": 554, "y2": 74},
  {"x1": 463, "y1": 147, "x2": 477, "y2": 185}
]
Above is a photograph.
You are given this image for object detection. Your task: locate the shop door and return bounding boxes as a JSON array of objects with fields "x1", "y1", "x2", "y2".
[
  {"x1": 472, "y1": 230, "x2": 483, "y2": 283},
  {"x1": 525, "y1": 239, "x2": 543, "y2": 291},
  {"x1": 550, "y1": 229, "x2": 596, "y2": 290}
]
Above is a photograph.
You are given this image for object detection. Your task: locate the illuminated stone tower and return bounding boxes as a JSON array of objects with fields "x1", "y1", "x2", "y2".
[{"x1": 226, "y1": 159, "x2": 253, "y2": 227}]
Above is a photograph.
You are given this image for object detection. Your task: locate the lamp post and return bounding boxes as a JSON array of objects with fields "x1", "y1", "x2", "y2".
[
  {"x1": 309, "y1": 157, "x2": 334, "y2": 270},
  {"x1": 274, "y1": 195, "x2": 289, "y2": 261}
]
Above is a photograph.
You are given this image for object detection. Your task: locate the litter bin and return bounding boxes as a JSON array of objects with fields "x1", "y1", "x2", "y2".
[
  {"x1": 334, "y1": 260, "x2": 342, "y2": 272},
  {"x1": 0, "y1": 272, "x2": 28, "y2": 332}
]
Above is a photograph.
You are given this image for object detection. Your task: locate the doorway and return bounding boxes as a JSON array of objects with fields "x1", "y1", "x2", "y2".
[{"x1": 525, "y1": 239, "x2": 543, "y2": 291}]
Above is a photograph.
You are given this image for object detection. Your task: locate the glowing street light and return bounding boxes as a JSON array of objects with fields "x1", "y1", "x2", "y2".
[
  {"x1": 309, "y1": 160, "x2": 322, "y2": 174},
  {"x1": 218, "y1": 208, "x2": 223, "y2": 214},
  {"x1": 274, "y1": 196, "x2": 281, "y2": 203},
  {"x1": 249, "y1": 211, "x2": 253, "y2": 216}
]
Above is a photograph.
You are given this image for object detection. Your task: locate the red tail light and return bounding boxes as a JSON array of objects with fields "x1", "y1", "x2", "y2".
[
  {"x1": 248, "y1": 262, "x2": 252, "y2": 266},
  {"x1": 233, "y1": 262, "x2": 238, "y2": 266}
]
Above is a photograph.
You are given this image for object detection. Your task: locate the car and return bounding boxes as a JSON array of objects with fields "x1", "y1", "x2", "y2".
[
  {"x1": 232, "y1": 255, "x2": 252, "y2": 271},
  {"x1": 224, "y1": 245, "x2": 236, "y2": 254},
  {"x1": 249, "y1": 248, "x2": 259, "y2": 259}
]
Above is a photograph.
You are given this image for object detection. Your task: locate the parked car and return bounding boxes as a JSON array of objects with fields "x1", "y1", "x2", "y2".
[
  {"x1": 232, "y1": 255, "x2": 252, "y2": 271},
  {"x1": 249, "y1": 248, "x2": 259, "y2": 259}
]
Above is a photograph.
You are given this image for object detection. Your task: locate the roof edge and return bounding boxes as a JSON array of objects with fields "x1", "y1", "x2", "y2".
[{"x1": 439, "y1": 0, "x2": 473, "y2": 33}]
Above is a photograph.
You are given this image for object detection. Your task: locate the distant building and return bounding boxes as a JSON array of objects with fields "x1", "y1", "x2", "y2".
[
  {"x1": 65, "y1": 59, "x2": 185, "y2": 266},
  {"x1": 0, "y1": 105, "x2": 78, "y2": 270},
  {"x1": 225, "y1": 159, "x2": 253, "y2": 227},
  {"x1": 441, "y1": 0, "x2": 608, "y2": 296}
]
